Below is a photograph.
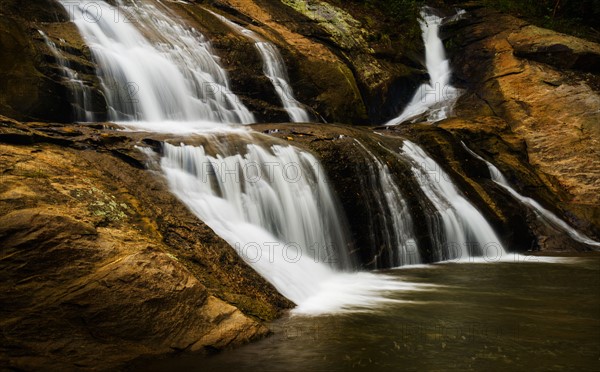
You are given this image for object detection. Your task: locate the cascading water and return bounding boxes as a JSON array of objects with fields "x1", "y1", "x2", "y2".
[
  {"x1": 59, "y1": 0, "x2": 421, "y2": 314},
  {"x1": 401, "y1": 140, "x2": 506, "y2": 261},
  {"x1": 208, "y1": 10, "x2": 311, "y2": 123},
  {"x1": 38, "y1": 30, "x2": 95, "y2": 121},
  {"x1": 164, "y1": 139, "x2": 352, "y2": 270},
  {"x1": 57, "y1": 0, "x2": 523, "y2": 314},
  {"x1": 59, "y1": 0, "x2": 254, "y2": 124},
  {"x1": 462, "y1": 143, "x2": 600, "y2": 248},
  {"x1": 255, "y1": 43, "x2": 311, "y2": 122},
  {"x1": 354, "y1": 140, "x2": 420, "y2": 267},
  {"x1": 386, "y1": 8, "x2": 461, "y2": 125},
  {"x1": 155, "y1": 137, "x2": 418, "y2": 314}
]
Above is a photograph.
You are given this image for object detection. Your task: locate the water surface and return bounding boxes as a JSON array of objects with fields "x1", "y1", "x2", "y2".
[{"x1": 134, "y1": 257, "x2": 600, "y2": 371}]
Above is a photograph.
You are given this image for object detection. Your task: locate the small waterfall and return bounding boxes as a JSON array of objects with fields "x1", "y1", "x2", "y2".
[
  {"x1": 38, "y1": 30, "x2": 95, "y2": 121},
  {"x1": 161, "y1": 139, "x2": 351, "y2": 269},
  {"x1": 154, "y1": 137, "x2": 412, "y2": 314},
  {"x1": 354, "y1": 140, "x2": 420, "y2": 267},
  {"x1": 208, "y1": 10, "x2": 311, "y2": 123},
  {"x1": 401, "y1": 140, "x2": 506, "y2": 261},
  {"x1": 254, "y1": 42, "x2": 311, "y2": 122},
  {"x1": 462, "y1": 143, "x2": 600, "y2": 248},
  {"x1": 59, "y1": 0, "x2": 254, "y2": 124},
  {"x1": 386, "y1": 8, "x2": 461, "y2": 125}
]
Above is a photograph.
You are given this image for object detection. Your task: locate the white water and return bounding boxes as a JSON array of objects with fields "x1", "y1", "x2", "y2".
[
  {"x1": 462, "y1": 143, "x2": 600, "y2": 248},
  {"x1": 208, "y1": 10, "x2": 311, "y2": 123},
  {"x1": 57, "y1": 0, "x2": 546, "y2": 316},
  {"x1": 354, "y1": 140, "x2": 420, "y2": 267},
  {"x1": 401, "y1": 140, "x2": 506, "y2": 261},
  {"x1": 386, "y1": 8, "x2": 461, "y2": 125},
  {"x1": 59, "y1": 0, "x2": 254, "y2": 124},
  {"x1": 59, "y1": 0, "x2": 420, "y2": 315},
  {"x1": 38, "y1": 30, "x2": 95, "y2": 121},
  {"x1": 157, "y1": 139, "x2": 418, "y2": 314}
]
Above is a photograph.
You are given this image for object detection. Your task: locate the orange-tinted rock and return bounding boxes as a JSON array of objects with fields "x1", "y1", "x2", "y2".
[
  {"x1": 0, "y1": 119, "x2": 290, "y2": 369},
  {"x1": 446, "y1": 8, "x2": 600, "y2": 237}
]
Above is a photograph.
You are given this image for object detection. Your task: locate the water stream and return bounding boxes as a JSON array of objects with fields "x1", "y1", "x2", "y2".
[
  {"x1": 38, "y1": 30, "x2": 95, "y2": 121},
  {"x1": 59, "y1": 0, "x2": 254, "y2": 123},
  {"x1": 462, "y1": 143, "x2": 600, "y2": 248},
  {"x1": 208, "y1": 10, "x2": 311, "y2": 123},
  {"x1": 386, "y1": 8, "x2": 461, "y2": 125},
  {"x1": 400, "y1": 140, "x2": 506, "y2": 261},
  {"x1": 354, "y1": 140, "x2": 420, "y2": 267}
]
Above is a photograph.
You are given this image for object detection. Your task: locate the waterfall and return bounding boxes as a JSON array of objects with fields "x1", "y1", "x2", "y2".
[
  {"x1": 254, "y1": 43, "x2": 311, "y2": 122},
  {"x1": 401, "y1": 140, "x2": 506, "y2": 261},
  {"x1": 56, "y1": 0, "x2": 537, "y2": 315},
  {"x1": 354, "y1": 140, "x2": 420, "y2": 267},
  {"x1": 38, "y1": 30, "x2": 95, "y2": 121},
  {"x1": 59, "y1": 0, "x2": 420, "y2": 314},
  {"x1": 58, "y1": 0, "x2": 254, "y2": 124},
  {"x1": 156, "y1": 137, "x2": 413, "y2": 314},
  {"x1": 462, "y1": 143, "x2": 600, "y2": 248},
  {"x1": 386, "y1": 8, "x2": 461, "y2": 125},
  {"x1": 208, "y1": 10, "x2": 311, "y2": 123}
]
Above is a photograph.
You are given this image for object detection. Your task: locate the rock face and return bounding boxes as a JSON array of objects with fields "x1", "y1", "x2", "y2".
[
  {"x1": 262, "y1": 0, "x2": 425, "y2": 123},
  {"x1": 508, "y1": 25, "x2": 600, "y2": 73},
  {"x1": 0, "y1": 116, "x2": 291, "y2": 370},
  {"x1": 444, "y1": 6, "x2": 600, "y2": 239}
]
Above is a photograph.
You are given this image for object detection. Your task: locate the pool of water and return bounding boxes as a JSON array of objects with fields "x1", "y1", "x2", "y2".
[{"x1": 132, "y1": 256, "x2": 600, "y2": 371}]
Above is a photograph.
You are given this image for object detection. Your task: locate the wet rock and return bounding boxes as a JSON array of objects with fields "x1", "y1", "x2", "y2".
[{"x1": 0, "y1": 3, "x2": 107, "y2": 122}]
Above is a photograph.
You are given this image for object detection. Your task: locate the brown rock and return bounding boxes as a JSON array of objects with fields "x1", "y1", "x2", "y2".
[
  {"x1": 0, "y1": 120, "x2": 290, "y2": 370},
  {"x1": 446, "y1": 8, "x2": 600, "y2": 237},
  {"x1": 508, "y1": 25, "x2": 600, "y2": 73}
]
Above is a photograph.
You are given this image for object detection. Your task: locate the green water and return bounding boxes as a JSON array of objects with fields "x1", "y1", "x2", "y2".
[{"x1": 135, "y1": 257, "x2": 600, "y2": 371}]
